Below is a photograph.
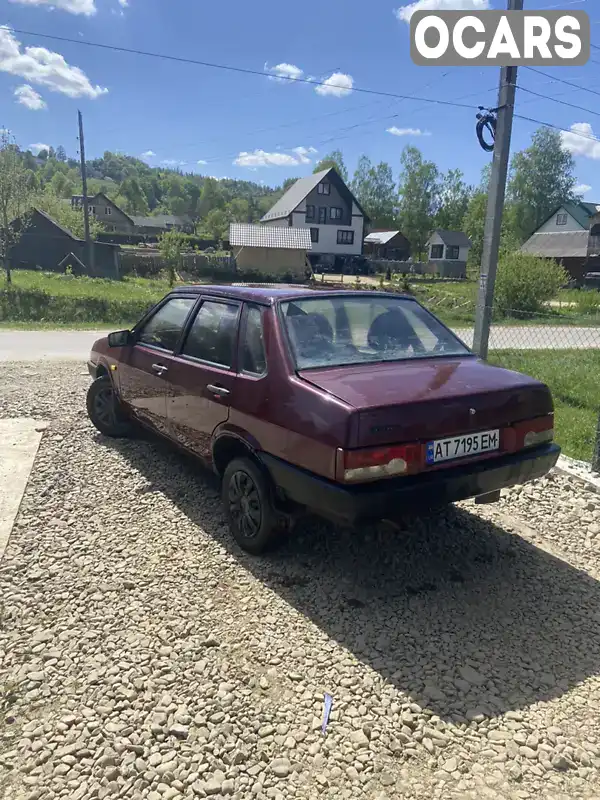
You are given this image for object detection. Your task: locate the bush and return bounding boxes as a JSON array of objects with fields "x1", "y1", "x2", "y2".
[{"x1": 494, "y1": 251, "x2": 567, "y2": 317}]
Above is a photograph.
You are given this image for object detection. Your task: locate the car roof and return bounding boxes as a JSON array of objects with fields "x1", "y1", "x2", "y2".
[{"x1": 173, "y1": 284, "x2": 414, "y2": 306}]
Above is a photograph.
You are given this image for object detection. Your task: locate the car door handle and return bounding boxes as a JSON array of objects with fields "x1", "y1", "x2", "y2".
[
  {"x1": 207, "y1": 384, "x2": 230, "y2": 398},
  {"x1": 152, "y1": 363, "x2": 168, "y2": 375}
]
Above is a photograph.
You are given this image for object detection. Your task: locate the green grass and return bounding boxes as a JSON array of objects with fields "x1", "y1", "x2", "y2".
[
  {"x1": 0, "y1": 270, "x2": 177, "y2": 325},
  {"x1": 9, "y1": 270, "x2": 174, "y2": 300},
  {"x1": 488, "y1": 349, "x2": 600, "y2": 462}
]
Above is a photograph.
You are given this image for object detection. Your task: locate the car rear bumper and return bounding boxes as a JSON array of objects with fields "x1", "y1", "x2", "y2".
[
  {"x1": 87, "y1": 360, "x2": 97, "y2": 378},
  {"x1": 258, "y1": 443, "x2": 560, "y2": 526}
]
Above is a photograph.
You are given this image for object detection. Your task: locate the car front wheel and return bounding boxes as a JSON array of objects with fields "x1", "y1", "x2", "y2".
[
  {"x1": 222, "y1": 457, "x2": 280, "y2": 554},
  {"x1": 86, "y1": 375, "x2": 133, "y2": 438}
]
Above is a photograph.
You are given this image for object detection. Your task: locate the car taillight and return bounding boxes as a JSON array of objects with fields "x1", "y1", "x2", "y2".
[
  {"x1": 337, "y1": 443, "x2": 422, "y2": 483},
  {"x1": 514, "y1": 414, "x2": 554, "y2": 449}
]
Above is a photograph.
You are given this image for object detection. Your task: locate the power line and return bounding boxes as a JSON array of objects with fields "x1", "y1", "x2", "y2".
[
  {"x1": 516, "y1": 84, "x2": 600, "y2": 118},
  {"x1": 523, "y1": 66, "x2": 600, "y2": 98},
  {"x1": 514, "y1": 112, "x2": 600, "y2": 144},
  {"x1": 5, "y1": 27, "x2": 478, "y2": 111}
]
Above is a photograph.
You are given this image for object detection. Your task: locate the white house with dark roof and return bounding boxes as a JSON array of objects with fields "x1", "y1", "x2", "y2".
[
  {"x1": 260, "y1": 167, "x2": 369, "y2": 266},
  {"x1": 424, "y1": 230, "x2": 472, "y2": 278}
]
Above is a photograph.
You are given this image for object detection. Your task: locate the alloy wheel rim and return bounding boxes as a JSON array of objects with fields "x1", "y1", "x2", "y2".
[
  {"x1": 94, "y1": 387, "x2": 117, "y2": 428},
  {"x1": 228, "y1": 470, "x2": 262, "y2": 539}
]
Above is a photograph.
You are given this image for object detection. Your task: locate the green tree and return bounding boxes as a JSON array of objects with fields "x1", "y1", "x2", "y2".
[
  {"x1": 198, "y1": 178, "x2": 223, "y2": 219},
  {"x1": 313, "y1": 150, "x2": 348, "y2": 182},
  {"x1": 116, "y1": 177, "x2": 149, "y2": 215},
  {"x1": 55, "y1": 145, "x2": 67, "y2": 163},
  {"x1": 397, "y1": 145, "x2": 439, "y2": 259},
  {"x1": 351, "y1": 156, "x2": 396, "y2": 228},
  {"x1": 507, "y1": 127, "x2": 576, "y2": 241},
  {"x1": 49, "y1": 171, "x2": 75, "y2": 199},
  {"x1": 158, "y1": 229, "x2": 186, "y2": 286},
  {"x1": 435, "y1": 169, "x2": 472, "y2": 231},
  {"x1": 201, "y1": 208, "x2": 230, "y2": 240},
  {"x1": 0, "y1": 131, "x2": 32, "y2": 283}
]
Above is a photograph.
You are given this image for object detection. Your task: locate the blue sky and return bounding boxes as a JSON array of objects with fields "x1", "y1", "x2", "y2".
[{"x1": 1, "y1": 0, "x2": 599, "y2": 197}]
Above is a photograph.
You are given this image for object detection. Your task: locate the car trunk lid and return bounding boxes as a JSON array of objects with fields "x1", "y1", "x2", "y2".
[{"x1": 299, "y1": 357, "x2": 552, "y2": 448}]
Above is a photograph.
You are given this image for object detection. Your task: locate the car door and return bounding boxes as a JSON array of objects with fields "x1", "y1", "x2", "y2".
[
  {"x1": 118, "y1": 295, "x2": 197, "y2": 435},
  {"x1": 167, "y1": 298, "x2": 240, "y2": 459}
]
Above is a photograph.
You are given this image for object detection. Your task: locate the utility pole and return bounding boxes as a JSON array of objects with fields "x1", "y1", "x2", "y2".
[
  {"x1": 78, "y1": 110, "x2": 94, "y2": 273},
  {"x1": 472, "y1": 0, "x2": 523, "y2": 359}
]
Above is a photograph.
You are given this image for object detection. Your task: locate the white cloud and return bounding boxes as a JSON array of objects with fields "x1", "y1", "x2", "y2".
[
  {"x1": 197, "y1": 159, "x2": 207, "y2": 165},
  {"x1": 161, "y1": 159, "x2": 186, "y2": 167},
  {"x1": 291, "y1": 145, "x2": 318, "y2": 164},
  {"x1": 264, "y1": 62, "x2": 304, "y2": 82},
  {"x1": 118, "y1": 0, "x2": 128, "y2": 5},
  {"x1": 315, "y1": 72, "x2": 353, "y2": 97},
  {"x1": 395, "y1": 0, "x2": 490, "y2": 23},
  {"x1": 387, "y1": 126, "x2": 431, "y2": 137},
  {"x1": 29, "y1": 142, "x2": 50, "y2": 155},
  {"x1": 234, "y1": 146, "x2": 317, "y2": 168},
  {"x1": 561, "y1": 122, "x2": 600, "y2": 160},
  {"x1": 0, "y1": 27, "x2": 108, "y2": 99},
  {"x1": 574, "y1": 183, "x2": 592, "y2": 195},
  {"x1": 14, "y1": 83, "x2": 46, "y2": 110},
  {"x1": 141, "y1": 150, "x2": 156, "y2": 158},
  {"x1": 8, "y1": 0, "x2": 96, "y2": 15}
]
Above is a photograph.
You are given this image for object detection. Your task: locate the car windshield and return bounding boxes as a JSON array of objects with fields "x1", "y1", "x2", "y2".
[{"x1": 280, "y1": 295, "x2": 470, "y2": 370}]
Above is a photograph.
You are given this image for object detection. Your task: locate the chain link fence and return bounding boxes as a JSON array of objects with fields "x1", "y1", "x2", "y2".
[{"x1": 456, "y1": 305, "x2": 600, "y2": 470}]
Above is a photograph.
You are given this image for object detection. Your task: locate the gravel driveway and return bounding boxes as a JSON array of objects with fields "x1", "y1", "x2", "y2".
[{"x1": 1, "y1": 363, "x2": 600, "y2": 800}]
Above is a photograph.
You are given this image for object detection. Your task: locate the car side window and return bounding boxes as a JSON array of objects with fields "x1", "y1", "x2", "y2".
[
  {"x1": 181, "y1": 300, "x2": 239, "y2": 367},
  {"x1": 137, "y1": 297, "x2": 195, "y2": 351},
  {"x1": 240, "y1": 305, "x2": 267, "y2": 375}
]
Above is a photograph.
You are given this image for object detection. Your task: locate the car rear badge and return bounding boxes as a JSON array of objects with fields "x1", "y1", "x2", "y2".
[{"x1": 469, "y1": 408, "x2": 476, "y2": 415}]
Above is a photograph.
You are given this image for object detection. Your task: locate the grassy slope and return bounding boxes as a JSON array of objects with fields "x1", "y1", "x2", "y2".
[{"x1": 489, "y1": 350, "x2": 600, "y2": 462}]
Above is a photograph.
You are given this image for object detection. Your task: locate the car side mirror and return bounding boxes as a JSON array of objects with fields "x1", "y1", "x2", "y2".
[{"x1": 107, "y1": 329, "x2": 132, "y2": 348}]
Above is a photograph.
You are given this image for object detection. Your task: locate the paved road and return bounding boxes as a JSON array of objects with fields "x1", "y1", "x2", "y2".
[
  {"x1": 0, "y1": 330, "x2": 107, "y2": 362},
  {"x1": 0, "y1": 325, "x2": 599, "y2": 362}
]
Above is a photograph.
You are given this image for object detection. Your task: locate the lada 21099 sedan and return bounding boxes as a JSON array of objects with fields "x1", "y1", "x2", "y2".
[{"x1": 87, "y1": 286, "x2": 560, "y2": 553}]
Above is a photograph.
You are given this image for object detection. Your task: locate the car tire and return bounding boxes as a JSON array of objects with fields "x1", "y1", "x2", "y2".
[
  {"x1": 86, "y1": 375, "x2": 134, "y2": 438},
  {"x1": 222, "y1": 457, "x2": 280, "y2": 555}
]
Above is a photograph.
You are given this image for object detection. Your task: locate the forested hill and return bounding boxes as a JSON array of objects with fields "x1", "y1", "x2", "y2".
[{"x1": 18, "y1": 146, "x2": 286, "y2": 239}]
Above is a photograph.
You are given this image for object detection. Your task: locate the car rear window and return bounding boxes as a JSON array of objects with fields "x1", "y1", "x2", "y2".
[{"x1": 280, "y1": 295, "x2": 470, "y2": 370}]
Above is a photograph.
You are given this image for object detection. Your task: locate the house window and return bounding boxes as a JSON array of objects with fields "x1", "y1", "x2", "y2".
[
  {"x1": 337, "y1": 230, "x2": 354, "y2": 245},
  {"x1": 330, "y1": 207, "x2": 342, "y2": 220},
  {"x1": 556, "y1": 213, "x2": 568, "y2": 226},
  {"x1": 306, "y1": 205, "x2": 315, "y2": 221},
  {"x1": 88, "y1": 206, "x2": 96, "y2": 215},
  {"x1": 105, "y1": 207, "x2": 112, "y2": 215},
  {"x1": 430, "y1": 244, "x2": 444, "y2": 259},
  {"x1": 317, "y1": 183, "x2": 331, "y2": 195},
  {"x1": 318, "y1": 207, "x2": 327, "y2": 224},
  {"x1": 310, "y1": 227, "x2": 319, "y2": 243},
  {"x1": 447, "y1": 245, "x2": 460, "y2": 260}
]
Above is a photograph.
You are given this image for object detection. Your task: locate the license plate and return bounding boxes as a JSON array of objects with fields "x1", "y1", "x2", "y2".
[{"x1": 426, "y1": 429, "x2": 500, "y2": 464}]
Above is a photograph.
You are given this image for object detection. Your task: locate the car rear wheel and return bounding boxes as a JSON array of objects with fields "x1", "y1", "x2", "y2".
[
  {"x1": 87, "y1": 375, "x2": 133, "y2": 438},
  {"x1": 222, "y1": 457, "x2": 279, "y2": 554}
]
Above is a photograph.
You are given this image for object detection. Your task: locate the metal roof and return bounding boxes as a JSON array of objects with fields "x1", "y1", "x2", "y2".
[
  {"x1": 520, "y1": 230, "x2": 589, "y2": 258},
  {"x1": 130, "y1": 214, "x2": 191, "y2": 229},
  {"x1": 229, "y1": 223, "x2": 312, "y2": 249},
  {"x1": 428, "y1": 230, "x2": 472, "y2": 248},
  {"x1": 364, "y1": 230, "x2": 401, "y2": 245}
]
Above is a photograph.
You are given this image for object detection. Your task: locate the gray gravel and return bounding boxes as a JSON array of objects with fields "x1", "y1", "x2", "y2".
[{"x1": 1, "y1": 361, "x2": 600, "y2": 800}]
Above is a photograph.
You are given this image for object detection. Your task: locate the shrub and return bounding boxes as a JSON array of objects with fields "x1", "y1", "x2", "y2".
[{"x1": 494, "y1": 251, "x2": 567, "y2": 317}]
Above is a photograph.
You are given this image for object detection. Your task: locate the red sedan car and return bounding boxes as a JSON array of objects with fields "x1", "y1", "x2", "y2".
[{"x1": 87, "y1": 286, "x2": 559, "y2": 553}]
